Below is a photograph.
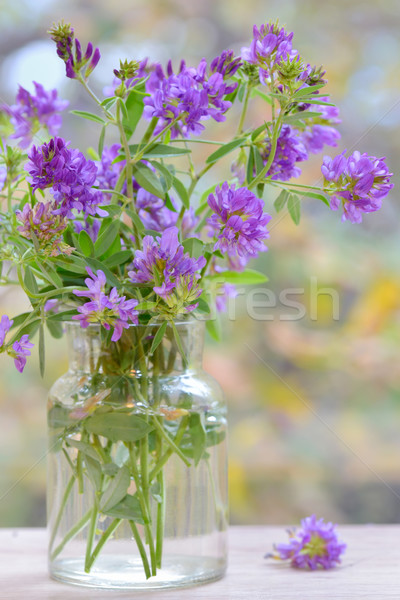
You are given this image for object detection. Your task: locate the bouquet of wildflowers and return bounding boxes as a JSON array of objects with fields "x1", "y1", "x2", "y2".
[{"x1": 0, "y1": 20, "x2": 393, "y2": 579}]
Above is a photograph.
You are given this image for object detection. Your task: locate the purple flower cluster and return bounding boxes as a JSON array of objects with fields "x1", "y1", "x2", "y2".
[
  {"x1": 73, "y1": 268, "x2": 139, "y2": 342},
  {"x1": 3, "y1": 82, "x2": 68, "y2": 148},
  {"x1": 269, "y1": 515, "x2": 346, "y2": 570},
  {"x1": 129, "y1": 227, "x2": 205, "y2": 312},
  {"x1": 241, "y1": 23, "x2": 294, "y2": 80},
  {"x1": 261, "y1": 124, "x2": 308, "y2": 181},
  {"x1": 322, "y1": 150, "x2": 394, "y2": 223},
  {"x1": 0, "y1": 315, "x2": 34, "y2": 373},
  {"x1": 16, "y1": 202, "x2": 70, "y2": 256},
  {"x1": 50, "y1": 22, "x2": 100, "y2": 80},
  {"x1": 143, "y1": 58, "x2": 236, "y2": 138},
  {"x1": 210, "y1": 50, "x2": 242, "y2": 79},
  {"x1": 207, "y1": 182, "x2": 270, "y2": 266},
  {"x1": 301, "y1": 98, "x2": 341, "y2": 154},
  {"x1": 74, "y1": 218, "x2": 101, "y2": 243},
  {"x1": 26, "y1": 137, "x2": 104, "y2": 218}
]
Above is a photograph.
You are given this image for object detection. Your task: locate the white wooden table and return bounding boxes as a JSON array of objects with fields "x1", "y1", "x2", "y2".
[{"x1": 0, "y1": 526, "x2": 399, "y2": 599}]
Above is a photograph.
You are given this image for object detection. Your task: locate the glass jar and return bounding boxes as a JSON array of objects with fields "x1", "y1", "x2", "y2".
[{"x1": 47, "y1": 319, "x2": 228, "y2": 590}]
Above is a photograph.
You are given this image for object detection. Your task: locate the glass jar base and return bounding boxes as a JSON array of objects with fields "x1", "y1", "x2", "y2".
[{"x1": 50, "y1": 555, "x2": 226, "y2": 590}]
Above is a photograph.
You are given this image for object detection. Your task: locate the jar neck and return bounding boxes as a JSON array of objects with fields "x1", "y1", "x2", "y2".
[{"x1": 66, "y1": 319, "x2": 205, "y2": 375}]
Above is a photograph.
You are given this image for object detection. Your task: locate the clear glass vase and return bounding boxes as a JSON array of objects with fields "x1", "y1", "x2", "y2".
[{"x1": 47, "y1": 319, "x2": 228, "y2": 590}]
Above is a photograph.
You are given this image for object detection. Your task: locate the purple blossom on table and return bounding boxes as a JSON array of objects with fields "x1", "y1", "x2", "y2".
[
  {"x1": 16, "y1": 201, "x2": 71, "y2": 256},
  {"x1": 49, "y1": 21, "x2": 100, "y2": 80},
  {"x1": 143, "y1": 59, "x2": 233, "y2": 139},
  {"x1": 2, "y1": 82, "x2": 68, "y2": 148},
  {"x1": 26, "y1": 137, "x2": 105, "y2": 219},
  {"x1": 260, "y1": 125, "x2": 308, "y2": 181},
  {"x1": 267, "y1": 515, "x2": 346, "y2": 570},
  {"x1": 73, "y1": 268, "x2": 139, "y2": 342},
  {"x1": 11, "y1": 335, "x2": 34, "y2": 373},
  {"x1": 129, "y1": 226, "x2": 205, "y2": 313},
  {"x1": 207, "y1": 182, "x2": 270, "y2": 263},
  {"x1": 322, "y1": 151, "x2": 394, "y2": 223}
]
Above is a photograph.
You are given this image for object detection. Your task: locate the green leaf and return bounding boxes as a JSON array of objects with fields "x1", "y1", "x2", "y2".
[
  {"x1": 86, "y1": 258, "x2": 120, "y2": 288},
  {"x1": 172, "y1": 176, "x2": 189, "y2": 208},
  {"x1": 122, "y1": 87, "x2": 145, "y2": 138},
  {"x1": 70, "y1": 110, "x2": 105, "y2": 124},
  {"x1": 101, "y1": 96, "x2": 117, "y2": 111},
  {"x1": 205, "y1": 137, "x2": 246, "y2": 164},
  {"x1": 46, "y1": 320, "x2": 64, "y2": 339},
  {"x1": 78, "y1": 230, "x2": 95, "y2": 257},
  {"x1": 129, "y1": 211, "x2": 146, "y2": 233},
  {"x1": 66, "y1": 439, "x2": 100, "y2": 461},
  {"x1": 150, "y1": 160, "x2": 173, "y2": 191},
  {"x1": 149, "y1": 321, "x2": 168, "y2": 355},
  {"x1": 150, "y1": 482, "x2": 162, "y2": 503},
  {"x1": 39, "y1": 323, "x2": 45, "y2": 378},
  {"x1": 206, "y1": 427, "x2": 226, "y2": 448},
  {"x1": 134, "y1": 301, "x2": 158, "y2": 311},
  {"x1": 246, "y1": 145, "x2": 255, "y2": 184},
  {"x1": 250, "y1": 87, "x2": 273, "y2": 105},
  {"x1": 85, "y1": 413, "x2": 154, "y2": 442},
  {"x1": 102, "y1": 493, "x2": 144, "y2": 524},
  {"x1": 129, "y1": 143, "x2": 191, "y2": 158},
  {"x1": 274, "y1": 189, "x2": 289, "y2": 213},
  {"x1": 195, "y1": 296, "x2": 211, "y2": 314},
  {"x1": 171, "y1": 321, "x2": 188, "y2": 367},
  {"x1": 103, "y1": 250, "x2": 133, "y2": 269},
  {"x1": 100, "y1": 465, "x2": 131, "y2": 512},
  {"x1": 283, "y1": 111, "x2": 322, "y2": 125},
  {"x1": 188, "y1": 413, "x2": 207, "y2": 465},
  {"x1": 182, "y1": 237, "x2": 205, "y2": 259},
  {"x1": 210, "y1": 268, "x2": 268, "y2": 285},
  {"x1": 48, "y1": 405, "x2": 76, "y2": 429},
  {"x1": 24, "y1": 266, "x2": 38, "y2": 295},
  {"x1": 299, "y1": 190, "x2": 329, "y2": 206},
  {"x1": 117, "y1": 97, "x2": 129, "y2": 121},
  {"x1": 98, "y1": 124, "x2": 106, "y2": 157},
  {"x1": 292, "y1": 83, "x2": 325, "y2": 98},
  {"x1": 251, "y1": 122, "x2": 269, "y2": 141},
  {"x1": 102, "y1": 463, "x2": 120, "y2": 477},
  {"x1": 85, "y1": 455, "x2": 103, "y2": 490},
  {"x1": 132, "y1": 163, "x2": 165, "y2": 199},
  {"x1": 206, "y1": 316, "x2": 221, "y2": 342},
  {"x1": 288, "y1": 193, "x2": 301, "y2": 225},
  {"x1": 94, "y1": 220, "x2": 120, "y2": 257}
]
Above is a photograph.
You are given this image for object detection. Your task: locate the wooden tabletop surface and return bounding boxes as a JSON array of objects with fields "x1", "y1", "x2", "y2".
[{"x1": 0, "y1": 525, "x2": 399, "y2": 599}]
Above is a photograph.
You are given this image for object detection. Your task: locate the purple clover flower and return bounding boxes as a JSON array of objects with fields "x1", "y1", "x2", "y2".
[
  {"x1": 128, "y1": 226, "x2": 205, "y2": 313},
  {"x1": 74, "y1": 218, "x2": 101, "y2": 243},
  {"x1": 0, "y1": 315, "x2": 34, "y2": 373},
  {"x1": 95, "y1": 143, "x2": 123, "y2": 203},
  {"x1": 25, "y1": 137, "x2": 105, "y2": 219},
  {"x1": 241, "y1": 23, "x2": 294, "y2": 81},
  {"x1": 207, "y1": 182, "x2": 271, "y2": 264},
  {"x1": 143, "y1": 59, "x2": 233, "y2": 138},
  {"x1": 268, "y1": 515, "x2": 346, "y2": 570},
  {"x1": 261, "y1": 124, "x2": 309, "y2": 181},
  {"x1": 73, "y1": 268, "x2": 139, "y2": 342},
  {"x1": 322, "y1": 150, "x2": 394, "y2": 223},
  {"x1": 3, "y1": 82, "x2": 68, "y2": 148},
  {"x1": 210, "y1": 50, "x2": 243, "y2": 79},
  {"x1": 49, "y1": 22, "x2": 100, "y2": 80},
  {"x1": 0, "y1": 167, "x2": 6, "y2": 191},
  {"x1": 301, "y1": 98, "x2": 341, "y2": 154},
  {"x1": 0, "y1": 315, "x2": 12, "y2": 347},
  {"x1": 12, "y1": 335, "x2": 34, "y2": 373},
  {"x1": 16, "y1": 202, "x2": 70, "y2": 256}
]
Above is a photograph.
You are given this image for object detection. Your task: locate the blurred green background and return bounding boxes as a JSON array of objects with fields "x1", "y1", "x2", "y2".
[{"x1": 1, "y1": 0, "x2": 400, "y2": 527}]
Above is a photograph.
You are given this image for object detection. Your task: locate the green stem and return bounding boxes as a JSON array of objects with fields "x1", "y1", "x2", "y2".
[
  {"x1": 84, "y1": 497, "x2": 99, "y2": 573},
  {"x1": 149, "y1": 415, "x2": 189, "y2": 483},
  {"x1": 132, "y1": 118, "x2": 180, "y2": 163},
  {"x1": 129, "y1": 521, "x2": 151, "y2": 579},
  {"x1": 155, "y1": 467, "x2": 165, "y2": 569},
  {"x1": 86, "y1": 518, "x2": 122, "y2": 572},
  {"x1": 248, "y1": 112, "x2": 284, "y2": 190},
  {"x1": 128, "y1": 443, "x2": 157, "y2": 576},
  {"x1": 76, "y1": 451, "x2": 84, "y2": 494},
  {"x1": 50, "y1": 508, "x2": 92, "y2": 562},
  {"x1": 77, "y1": 75, "x2": 115, "y2": 121},
  {"x1": 151, "y1": 416, "x2": 191, "y2": 467},
  {"x1": 49, "y1": 474, "x2": 76, "y2": 551},
  {"x1": 236, "y1": 84, "x2": 251, "y2": 135}
]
